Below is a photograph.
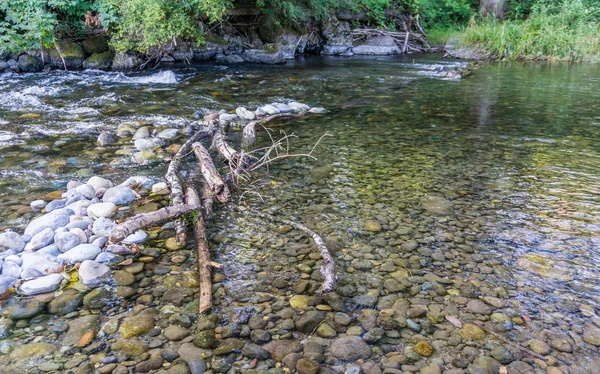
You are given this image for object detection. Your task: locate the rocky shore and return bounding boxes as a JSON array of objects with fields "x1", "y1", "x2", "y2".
[{"x1": 0, "y1": 14, "x2": 427, "y2": 74}]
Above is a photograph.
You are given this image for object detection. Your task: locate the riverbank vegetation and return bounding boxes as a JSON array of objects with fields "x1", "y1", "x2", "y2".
[
  {"x1": 0, "y1": 0, "x2": 598, "y2": 61},
  {"x1": 461, "y1": 0, "x2": 600, "y2": 62}
]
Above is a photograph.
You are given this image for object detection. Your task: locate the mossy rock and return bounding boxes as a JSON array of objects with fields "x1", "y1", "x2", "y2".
[
  {"x1": 10, "y1": 342, "x2": 57, "y2": 360},
  {"x1": 82, "y1": 35, "x2": 109, "y2": 55},
  {"x1": 83, "y1": 51, "x2": 113, "y2": 70},
  {"x1": 49, "y1": 41, "x2": 85, "y2": 68},
  {"x1": 17, "y1": 54, "x2": 43, "y2": 73}
]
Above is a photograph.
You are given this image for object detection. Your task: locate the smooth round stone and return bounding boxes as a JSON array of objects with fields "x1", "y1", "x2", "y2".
[
  {"x1": 69, "y1": 228, "x2": 88, "y2": 244},
  {"x1": 289, "y1": 102, "x2": 310, "y2": 112},
  {"x1": 67, "y1": 181, "x2": 84, "y2": 190},
  {"x1": 30, "y1": 200, "x2": 47, "y2": 211},
  {"x1": 133, "y1": 126, "x2": 150, "y2": 140},
  {"x1": 92, "y1": 236, "x2": 108, "y2": 248},
  {"x1": 164, "y1": 325, "x2": 190, "y2": 341},
  {"x1": 97, "y1": 132, "x2": 116, "y2": 146},
  {"x1": 122, "y1": 231, "x2": 148, "y2": 245},
  {"x1": 261, "y1": 104, "x2": 280, "y2": 115},
  {"x1": 18, "y1": 274, "x2": 64, "y2": 296},
  {"x1": 157, "y1": 128, "x2": 180, "y2": 139},
  {"x1": 271, "y1": 102, "x2": 293, "y2": 113},
  {"x1": 102, "y1": 187, "x2": 135, "y2": 206},
  {"x1": 4, "y1": 255, "x2": 22, "y2": 266},
  {"x1": 0, "y1": 231, "x2": 25, "y2": 252},
  {"x1": 78, "y1": 260, "x2": 111, "y2": 288},
  {"x1": 24, "y1": 227, "x2": 55, "y2": 251},
  {"x1": 87, "y1": 176, "x2": 113, "y2": 191},
  {"x1": 119, "y1": 176, "x2": 154, "y2": 189},
  {"x1": 36, "y1": 244, "x2": 61, "y2": 256},
  {"x1": 134, "y1": 138, "x2": 159, "y2": 152},
  {"x1": 309, "y1": 107, "x2": 327, "y2": 114},
  {"x1": 2, "y1": 262, "x2": 22, "y2": 278},
  {"x1": 236, "y1": 107, "x2": 256, "y2": 120},
  {"x1": 54, "y1": 231, "x2": 81, "y2": 252},
  {"x1": 92, "y1": 218, "x2": 117, "y2": 237},
  {"x1": 88, "y1": 202, "x2": 117, "y2": 219},
  {"x1": 58, "y1": 244, "x2": 102, "y2": 263},
  {"x1": 75, "y1": 184, "x2": 96, "y2": 199},
  {"x1": 45, "y1": 199, "x2": 67, "y2": 213},
  {"x1": 151, "y1": 182, "x2": 169, "y2": 195},
  {"x1": 95, "y1": 252, "x2": 117, "y2": 264}
]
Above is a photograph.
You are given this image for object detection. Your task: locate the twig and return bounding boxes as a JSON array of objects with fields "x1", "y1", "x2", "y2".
[{"x1": 238, "y1": 207, "x2": 337, "y2": 293}]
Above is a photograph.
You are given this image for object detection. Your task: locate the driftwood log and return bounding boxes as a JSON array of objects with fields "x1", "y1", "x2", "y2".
[
  {"x1": 108, "y1": 108, "x2": 336, "y2": 312},
  {"x1": 242, "y1": 112, "x2": 306, "y2": 148},
  {"x1": 166, "y1": 128, "x2": 213, "y2": 245},
  {"x1": 192, "y1": 142, "x2": 230, "y2": 203},
  {"x1": 109, "y1": 204, "x2": 199, "y2": 243},
  {"x1": 185, "y1": 185, "x2": 214, "y2": 313}
]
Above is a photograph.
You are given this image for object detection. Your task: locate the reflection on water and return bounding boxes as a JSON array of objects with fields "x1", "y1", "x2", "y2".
[{"x1": 1, "y1": 55, "x2": 600, "y2": 368}]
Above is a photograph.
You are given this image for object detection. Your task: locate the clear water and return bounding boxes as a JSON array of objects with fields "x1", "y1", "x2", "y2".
[{"x1": 1, "y1": 55, "x2": 600, "y2": 369}]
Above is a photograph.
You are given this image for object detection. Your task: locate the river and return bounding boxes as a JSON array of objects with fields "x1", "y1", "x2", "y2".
[{"x1": 0, "y1": 55, "x2": 599, "y2": 373}]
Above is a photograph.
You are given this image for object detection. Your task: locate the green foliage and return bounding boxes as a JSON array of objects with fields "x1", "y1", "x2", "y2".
[
  {"x1": 100, "y1": 0, "x2": 232, "y2": 53},
  {"x1": 462, "y1": 0, "x2": 600, "y2": 61},
  {"x1": 0, "y1": 0, "x2": 94, "y2": 53},
  {"x1": 418, "y1": 0, "x2": 477, "y2": 29}
]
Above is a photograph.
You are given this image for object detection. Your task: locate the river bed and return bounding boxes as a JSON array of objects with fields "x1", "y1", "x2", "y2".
[{"x1": 0, "y1": 55, "x2": 599, "y2": 374}]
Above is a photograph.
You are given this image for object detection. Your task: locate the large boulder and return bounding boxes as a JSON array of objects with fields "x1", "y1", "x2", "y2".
[
  {"x1": 112, "y1": 52, "x2": 142, "y2": 70},
  {"x1": 83, "y1": 51, "x2": 113, "y2": 70},
  {"x1": 353, "y1": 35, "x2": 401, "y2": 55},
  {"x1": 82, "y1": 35, "x2": 109, "y2": 55},
  {"x1": 49, "y1": 41, "x2": 85, "y2": 68},
  {"x1": 243, "y1": 48, "x2": 286, "y2": 64},
  {"x1": 193, "y1": 39, "x2": 226, "y2": 61},
  {"x1": 321, "y1": 18, "x2": 353, "y2": 56},
  {"x1": 17, "y1": 54, "x2": 43, "y2": 72}
]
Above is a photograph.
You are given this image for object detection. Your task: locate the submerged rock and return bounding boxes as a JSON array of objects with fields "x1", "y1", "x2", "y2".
[
  {"x1": 1, "y1": 297, "x2": 45, "y2": 319},
  {"x1": 330, "y1": 336, "x2": 372, "y2": 361}
]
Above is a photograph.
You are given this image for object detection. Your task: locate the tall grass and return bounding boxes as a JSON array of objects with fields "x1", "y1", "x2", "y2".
[{"x1": 461, "y1": 0, "x2": 600, "y2": 62}]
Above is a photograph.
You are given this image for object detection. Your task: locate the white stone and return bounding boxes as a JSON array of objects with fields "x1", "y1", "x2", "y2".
[
  {"x1": 151, "y1": 182, "x2": 169, "y2": 195},
  {"x1": 78, "y1": 260, "x2": 111, "y2": 288},
  {"x1": 289, "y1": 102, "x2": 310, "y2": 112},
  {"x1": 132, "y1": 126, "x2": 150, "y2": 140},
  {"x1": 122, "y1": 231, "x2": 148, "y2": 245},
  {"x1": 271, "y1": 102, "x2": 293, "y2": 113},
  {"x1": 24, "y1": 227, "x2": 54, "y2": 252},
  {"x1": 87, "y1": 202, "x2": 117, "y2": 219},
  {"x1": 261, "y1": 104, "x2": 280, "y2": 115},
  {"x1": 21, "y1": 252, "x2": 64, "y2": 274},
  {"x1": 54, "y1": 231, "x2": 81, "y2": 252},
  {"x1": 236, "y1": 107, "x2": 256, "y2": 120},
  {"x1": 134, "y1": 138, "x2": 159, "y2": 152},
  {"x1": 30, "y1": 200, "x2": 47, "y2": 211},
  {"x1": 24, "y1": 208, "x2": 73, "y2": 236},
  {"x1": 92, "y1": 217, "x2": 117, "y2": 237},
  {"x1": 57, "y1": 244, "x2": 101, "y2": 263},
  {"x1": 102, "y1": 186, "x2": 136, "y2": 206},
  {"x1": 18, "y1": 274, "x2": 64, "y2": 296},
  {"x1": 309, "y1": 107, "x2": 327, "y2": 114},
  {"x1": 0, "y1": 231, "x2": 25, "y2": 252},
  {"x1": 69, "y1": 228, "x2": 88, "y2": 244},
  {"x1": 87, "y1": 176, "x2": 113, "y2": 191},
  {"x1": 75, "y1": 184, "x2": 96, "y2": 199},
  {"x1": 157, "y1": 128, "x2": 179, "y2": 140}
]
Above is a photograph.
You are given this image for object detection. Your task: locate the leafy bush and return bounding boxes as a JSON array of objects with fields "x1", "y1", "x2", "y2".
[
  {"x1": 418, "y1": 0, "x2": 477, "y2": 29},
  {"x1": 462, "y1": 0, "x2": 600, "y2": 61},
  {"x1": 99, "y1": 0, "x2": 231, "y2": 53},
  {"x1": 0, "y1": 0, "x2": 95, "y2": 53}
]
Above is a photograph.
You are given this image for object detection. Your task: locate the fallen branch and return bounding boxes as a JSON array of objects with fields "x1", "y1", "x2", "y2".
[
  {"x1": 240, "y1": 207, "x2": 337, "y2": 293},
  {"x1": 109, "y1": 204, "x2": 199, "y2": 243},
  {"x1": 192, "y1": 142, "x2": 230, "y2": 203},
  {"x1": 166, "y1": 128, "x2": 214, "y2": 244},
  {"x1": 212, "y1": 129, "x2": 258, "y2": 183},
  {"x1": 186, "y1": 185, "x2": 213, "y2": 314},
  {"x1": 242, "y1": 112, "x2": 307, "y2": 149}
]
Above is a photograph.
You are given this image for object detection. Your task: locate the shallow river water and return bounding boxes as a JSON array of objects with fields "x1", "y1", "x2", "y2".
[{"x1": 0, "y1": 55, "x2": 599, "y2": 374}]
